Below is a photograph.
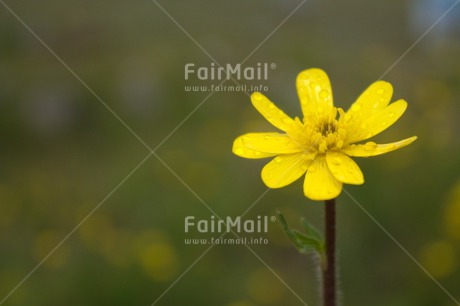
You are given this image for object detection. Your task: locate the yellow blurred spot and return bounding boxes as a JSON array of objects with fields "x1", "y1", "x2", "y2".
[
  {"x1": 444, "y1": 181, "x2": 460, "y2": 240},
  {"x1": 135, "y1": 230, "x2": 179, "y2": 282},
  {"x1": 34, "y1": 230, "x2": 69, "y2": 268},
  {"x1": 77, "y1": 213, "x2": 132, "y2": 266},
  {"x1": 419, "y1": 240, "x2": 456, "y2": 279},
  {"x1": 246, "y1": 268, "x2": 285, "y2": 304},
  {"x1": 226, "y1": 301, "x2": 255, "y2": 306}
]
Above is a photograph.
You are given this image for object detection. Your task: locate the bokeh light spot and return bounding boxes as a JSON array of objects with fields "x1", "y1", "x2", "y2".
[{"x1": 419, "y1": 240, "x2": 456, "y2": 279}]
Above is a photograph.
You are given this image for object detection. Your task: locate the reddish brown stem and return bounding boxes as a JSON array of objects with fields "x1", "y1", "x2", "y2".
[{"x1": 323, "y1": 198, "x2": 336, "y2": 306}]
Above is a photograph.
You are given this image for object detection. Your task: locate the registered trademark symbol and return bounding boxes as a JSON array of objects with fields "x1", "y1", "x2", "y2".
[
  {"x1": 270, "y1": 216, "x2": 277, "y2": 222},
  {"x1": 270, "y1": 63, "x2": 276, "y2": 69}
]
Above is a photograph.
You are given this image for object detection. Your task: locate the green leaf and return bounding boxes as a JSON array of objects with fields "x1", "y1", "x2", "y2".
[
  {"x1": 277, "y1": 211, "x2": 304, "y2": 250},
  {"x1": 291, "y1": 230, "x2": 321, "y2": 254},
  {"x1": 277, "y1": 211, "x2": 324, "y2": 255},
  {"x1": 301, "y1": 217, "x2": 323, "y2": 242}
]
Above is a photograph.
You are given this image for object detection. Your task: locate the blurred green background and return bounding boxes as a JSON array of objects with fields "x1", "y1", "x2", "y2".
[{"x1": 1, "y1": 0, "x2": 460, "y2": 305}]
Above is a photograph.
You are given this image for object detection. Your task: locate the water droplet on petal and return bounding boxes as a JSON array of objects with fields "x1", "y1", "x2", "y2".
[
  {"x1": 351, "y1": 104, "x2": 362, "y2": 112},
  {"x1": 332, "y1": 157, "x2": 341, "y2": 166},
  {"x1": 268, "y1": 103, "x2": 275, "y2": 109},
  {"x1": 377, "y1": 88, "x2": 385, "y2": 95},
  {"x1": 319, "y1": 89, "x2": 329, "y2": 99},
  {"x1": 364, "y1": 142, "x2": 377, "y2": 151},
  {"x1": 360, "y1": 122, "x2": 368, "y2": 129},
  {"x1": 388, "y1": 112, "x2": 395, "y2": 118},
  {"x1": 274, "y1": 156, "x2": 282, "y2": 163},
  {"x1": 255, "y1": 151, "x2": 261, "y2": 156},
  {"x1": 381, "y1": 121, "x2": 388, "y2": 126},
  {"x1": 282, "y1": 118, "x2": 291, "y2": 125},
  {"x1": 235, "y1": 148, "x2": 244, "y2": 155},
  {"x1": 253, "y1": 92, "x2": 263, "y2": 101}
]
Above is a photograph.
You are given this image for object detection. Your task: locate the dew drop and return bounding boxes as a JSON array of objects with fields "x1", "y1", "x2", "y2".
[
  {"x1": 332, "y1": 157, "x2": 341, "y2": 166},
  {"x1": 235, "y1": 148, "x2": 244, "y2": 155},
  {"x1": 255, "y1": 151, "x2": 261, "y2": 156},
  {"x1": 377, "y1": 88, "x2": 385, "y2": 95},
  {"x1": 364, "y1": 142, "x2": 377, "y2": 151},
  {"x1": 360, "y1": 122, "x2": 368, "y2": 129},
  {"x1": 388, "y1": 112, "x2": 395, "y2": 118},
  {"x1": 319, "y1": 89, "x2": 329, "y2": 99},
  {"x1": 274, "y1": 156, "x2": 282, "y2": 163},
  {"x1": 282, "y1": 118, "x2": 291, "y2": 125},
  {"x1": 351, "y1": 104, "x2": 362, "y2": 112},
  {"x1": 268, "y1": 103, "x2": 275, "y2": 109},
  {"x1": 252, "y1": 92, "x2": 263, "y2": 101},
  {"x1": 381, "y1": 121, "x2": 388, "y2": 126}
]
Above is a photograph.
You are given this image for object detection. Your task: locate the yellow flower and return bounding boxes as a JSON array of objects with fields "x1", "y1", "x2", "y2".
[{"x1": 233, "y1": 68, "x2": 417, "y2": 200}]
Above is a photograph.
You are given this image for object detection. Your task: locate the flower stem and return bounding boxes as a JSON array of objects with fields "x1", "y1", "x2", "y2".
[{"x1": 323, "y1": 198, "x2": 336, "y2": 306}]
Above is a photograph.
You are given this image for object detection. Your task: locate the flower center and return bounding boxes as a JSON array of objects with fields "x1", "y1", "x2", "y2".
[
  {"x1": 318, "y1": 121, "x2": 337, "y2": 136},
  {"x1": 289, "y1": 108, "x2": 347, "y2": 154}
]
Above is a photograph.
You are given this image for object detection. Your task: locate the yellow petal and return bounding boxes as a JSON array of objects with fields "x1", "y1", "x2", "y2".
[
  {"x1": 233, "y1": 136, "x2": 278, "y2": 159},
  {"x1": 346, "y1": 99, "x2": 408, "y2": 143},
  {"x1": 326, "y1": 151, "x2": 364, "y2": 185},
  {"x1": 343, "y1": 81, "x2": 393, "y2": 128},
  {"x1": 240, "y1": 133, "x2": 302, "y2": 154},
  {"x1": 341, "y1": 136, "x2": 417, "y2": 157},
  {"x1": 261, "y1": 153, "x2": 314, "y2": 188},
  {"x1": 296, "y1": 68, "x2": 334, "y2": 123},
  {"x1": 303, "y1": 155, "x2": 342, "y2": 200},
  {"x1": 251, "y1": 92, "x2": 294, "y2": 132}
]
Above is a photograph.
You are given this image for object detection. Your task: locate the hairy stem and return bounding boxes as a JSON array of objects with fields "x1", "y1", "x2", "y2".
[{"x1": 323, "y1": 198, "x2": 336, "y2": 306}]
